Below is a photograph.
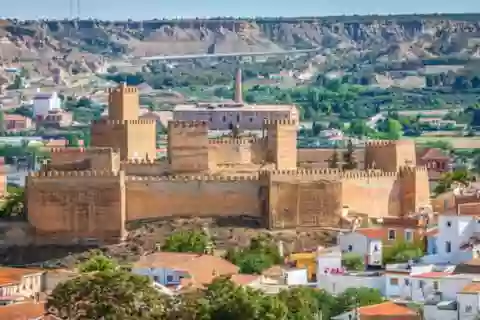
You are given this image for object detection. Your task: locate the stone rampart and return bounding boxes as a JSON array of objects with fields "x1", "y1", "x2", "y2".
[{"x1": 125, "y1": 174, "x2": 262, "y2": 221}]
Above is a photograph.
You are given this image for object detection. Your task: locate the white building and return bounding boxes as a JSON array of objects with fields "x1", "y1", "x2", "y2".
[
  {"x1": 338, "y1": 229, "x2": 383, "y2": 266},
  {"x1": 317, "y1": 271, "x2": 385, "y2": 295},
  {"x1": 422, "y1": 209, "x2": 480, "y2": 265},
  {"x1": 32, "y1": 91, "x2": 61, "y2": 118},
  {"x1": 316, "y1": 246, "x2": 344, "y2": 276}
]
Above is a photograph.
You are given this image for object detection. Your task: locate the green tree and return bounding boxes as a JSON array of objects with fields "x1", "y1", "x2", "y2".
[
  {"x1": 77, "y1": 251, "x2": 120, "y2": 273},
  {"x1": 343, "y1": 140, "x2": 358, "y2": 170},
  {"x1": 0, "y1": 187, "x2": 25, "y2": 219},
  {"x1": 0, "y1": 111, "x2": 5, "y2": 133},
  {"x1": 383, "y1": 241, "x2": 424, "y2": 265},
  {"x1": 342, "y1": 253, "x2": 365, "y2": 271},
  {"x1": 161, "y1": 230, "x2": 211, "y2": 254},
  {"x1": 333, "y1": 287, "x2": 384, "y2": 316},
  {"x1": 225, "y1": 236, "x2": 282, "y2": 275},
  {"x1": 48, "y1": 270, "x2": 169, "y2": 320},
  {"x1": 386, "y1": 118, "x2": 402, "y2": 140},
  {"x1": 434, "y1": 169, "x2": 472, "y2": 195}
]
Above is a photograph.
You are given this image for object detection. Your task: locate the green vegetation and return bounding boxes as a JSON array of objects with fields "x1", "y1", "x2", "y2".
[
  {"x1": 0, "y1": 186, "x2": 25, "y2": 220},
  {"x1": 434, "y1": 169, "x2": 473, "y2": 195},
  {"x1": 341, "y1": 253, "x2": 365, "y2": 271},
  {"x1": 225, "y1": 236, "x2": 282, "y2": 274},
  {"x1": 48, "y1": 253, "x2": 385, "y2": 320},
  {"x1": 161, "y1": 230, "x2": 212, "y2": 254},
  {"x1": 383, "y1": 241, "x2": 425, "y2": 264},
  {"x1": 77, "y1": 251, "x2": 121, "y2": 273}
]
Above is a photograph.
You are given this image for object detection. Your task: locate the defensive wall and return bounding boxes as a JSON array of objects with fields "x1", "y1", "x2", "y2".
[
  {"x1": 26, "y1": 170, "x2": 126, "y2": 243},
  {"x1": 48, "y1": 147, "x2": 121, "y2": 172},
  {"x1": 26, "y1": 165, "x2": 430, "y2": 242}
]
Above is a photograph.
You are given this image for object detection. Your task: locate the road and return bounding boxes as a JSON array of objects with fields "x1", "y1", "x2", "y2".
[{"x1": 140, "y1": 48, "x2": 320, "y2": 61}]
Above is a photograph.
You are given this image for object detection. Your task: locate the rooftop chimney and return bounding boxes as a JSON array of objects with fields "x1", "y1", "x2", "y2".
[{"x1": 234, "y1": 68, "x2": 243, "y2": 104}]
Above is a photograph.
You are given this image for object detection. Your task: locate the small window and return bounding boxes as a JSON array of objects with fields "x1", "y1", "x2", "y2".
[
  {"x1": 153, "y1": 276, "x2": 160, "y2": 283},
  {"x1": 433, "y1": 281, "x2": 439, "y2": 290},
  {"x1": 236, "y1": 114, "x2": 240, "y2": 122},
  {"x1": 347, "y1": 245, "x2": 353, "y2": 252},
  {"x1": 404, "y1": 279, "x2": 410, "y2": 286},
  {"x1": 419, "y1": 280, "x2": 424, "y2": 289},
  {"x1": 405, "y1": 230, "x2": 413, "y2": 242},
  {"x1": 373, "y1": 245, "x2": 379, "y2": 252},
  {"x1": 445, "y1": 241, "x2": 452, "y2": 253},
  {"x1": 222, "y1": 116, "x2": 226, "y2": 122},
  {"x1": 390, "y1": 278, "x2": 399, "y2": 285},
  {"x1": 446, "y1": 221, "x2": 452, "y2": 227},
  {"x1": 388, "y1": 229, "x2": 396, "y2": 240},
  {"x1": 249, "y1": 117, "x2": 253, "y2": 122},
  {"x1": 466, "y1": 305, "x2": 473, "y2": 313},
  {"x1": 166, "y1": 275, "x2": 174, "y2": 282}
]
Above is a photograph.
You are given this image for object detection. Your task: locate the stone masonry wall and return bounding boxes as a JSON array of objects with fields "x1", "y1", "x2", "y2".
[
  {"x1": 26, "y1": 171, "x2": 126, "y2": 243},
  {"x1": 125, "y1": 176, "x2": 262, "y2": 221}
]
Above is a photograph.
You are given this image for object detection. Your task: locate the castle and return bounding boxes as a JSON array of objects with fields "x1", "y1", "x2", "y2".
[{"x1": 25, "y1": 83, "x2": 431, "y2": 244}]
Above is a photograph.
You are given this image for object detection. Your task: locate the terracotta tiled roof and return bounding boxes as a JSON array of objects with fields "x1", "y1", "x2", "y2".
[
  {"x1": 4, "y1": 114, "x2": 28, "y2": 121},
  {"x1": 134, "y1": 252, "x2": 239, "y2": 287},
  {"x1": 356, "y1": 228, "x2": 384, "y2": 239},
  {"x1": 0, "y1": 268, "x2": 45, "y2": 287},
  {"x1": 411, "y1": 271, "x2": 451, "y2": 279},
  {"x1": 358, "y1": 301, "x2": 417, "y2": 316},
  {"x1": 0, "y1": 301, "x2": 47, "y2": 319},
  {"x1": 460, "y1": 282, "x2": 480, "y2": 294},
  {"x1": 419, "y1": 148, "x2": 450, "y2": 160},
  {"x1": 229, "y1": 274, "x2": 260, "y2": 286}
]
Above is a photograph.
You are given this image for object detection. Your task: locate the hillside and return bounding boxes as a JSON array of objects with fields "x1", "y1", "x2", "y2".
[{"x1": 1, "y1": 14, "x2": 480, "y2": 77}]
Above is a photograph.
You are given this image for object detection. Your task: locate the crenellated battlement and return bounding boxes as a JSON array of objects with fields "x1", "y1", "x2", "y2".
[
  {"x1": 28, "y1": 170, "x2": 121, "y2": 178},
  {"x1": 340, "y1": 171, "x2": 398, "y2": 180},
  {"x1": 365, "y1": 139, "x2": 414, "y2": 147},
  {"x1": 49, "y1": 147, "x2": 119, "y2": 154},
  {"x1": 168, "y1": 120, "x2": 208, "y2": 128},
  {"x1": 92, "y1": 119, "x2": 155, "y2": 125},
  {"x1": 108, "y1": 84, "x2": 138, "y2": 94},
  {"x1": 263, "y1": 119, "x2": 298, "y2": 126},
  {"x1": 122, "y1": 159, "x2": 161, "y2": 165},
  {"x1": 128, "y1": 174, "x2": 259, "y2": 181},
  {"x1": 208, "y1": 137, "x2": 258, "y2": 145}
]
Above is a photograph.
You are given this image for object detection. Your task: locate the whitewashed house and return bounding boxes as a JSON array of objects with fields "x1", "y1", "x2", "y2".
[
  {"x1": 338, "y1": 229, "x2": 383, "y2": 266},
  {"x1": 32, "y1": 91, "x2": 61, "y2": 118},
  {"x1": 422, "y1": 208, "x2": 480, "y2": 265},
  {"x1": 317, "y1": 271, "x2": 385, "y2": 295}
]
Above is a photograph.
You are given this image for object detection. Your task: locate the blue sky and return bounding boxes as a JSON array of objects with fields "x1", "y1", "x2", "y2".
[{"x1": 2, "y1": 0, "x2": 479, "y2": 20}]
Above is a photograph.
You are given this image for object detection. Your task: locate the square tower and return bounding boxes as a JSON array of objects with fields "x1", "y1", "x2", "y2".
[
  {"x1": 264, "y1": 119, "x2": 298, "y2": 169},
  {"x1": 107, "y1": 82, "x2": 140, "y2": 121},
  {"x1": 90, "y1": 84, "x2": 156, "y2": 160},
  {"x1": 167, "y1": 121, "x2": 210, "y2": 173}
]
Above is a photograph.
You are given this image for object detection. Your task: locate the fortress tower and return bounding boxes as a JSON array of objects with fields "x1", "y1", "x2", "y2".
[
  {"x1": 264, "y1": 119, "x2": 297, "y2": 169},
  {"x1": 90, "y1": 83, "x2": 156, "y2": 160}
]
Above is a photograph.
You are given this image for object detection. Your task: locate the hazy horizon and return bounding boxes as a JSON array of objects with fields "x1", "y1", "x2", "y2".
[{"x1": 1, "y1": 0, "x2": 479, "y2": 20}]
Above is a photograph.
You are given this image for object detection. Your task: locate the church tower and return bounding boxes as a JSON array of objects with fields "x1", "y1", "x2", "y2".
[{"x1": 90, "y1": 83, "x2": 156, "y2": 160}]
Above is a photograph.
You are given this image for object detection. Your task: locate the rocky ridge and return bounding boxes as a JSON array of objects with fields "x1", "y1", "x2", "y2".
[{"x1": 1, "y1": 14, "x2": 480, "y2": 77}]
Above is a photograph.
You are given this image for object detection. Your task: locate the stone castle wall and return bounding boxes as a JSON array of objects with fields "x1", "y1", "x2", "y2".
[
  {"x1": 125, "y1": 175, "x2": 262, "y2": 221},
  {"x1": 26, "y1": 171, "x2": 126, "y2": 243}
]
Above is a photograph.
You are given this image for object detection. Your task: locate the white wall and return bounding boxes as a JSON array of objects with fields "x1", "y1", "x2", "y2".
[
  {"x1": 317, "y1": 274, "x2": 385, "y2": 295},
  {"x1": 440, "y1": 277, "x2": 474, "y2": 301},
  {"x1": 316, "y1": 251, "x2": 344, "y2": 276},
  {"x1": 132, "y1": 267, "x2": 185, "y2": 286},
  {"x1": 284, "y1": 269, "x2": 308, "y2": 286},
  {"x1": 338, "y1": 233, "x2": 368, "y2": 256},
  {"x1": 458, "y1": 293, "x2": 480, "y2": 320},
  {"x1": 437, "y1": 215, "x2": 473, "y2": 259},
  {"x1": 423, "y1": 305, "x2": 457, "y2": 320},
  {"x1": 33, "y1": 92, "x2": 61, "y2": 117}
]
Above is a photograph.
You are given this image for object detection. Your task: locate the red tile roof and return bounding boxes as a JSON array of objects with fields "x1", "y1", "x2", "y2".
[
  {"x1": 0, "y1": 301, "x2": 47, "y2": 319},
  {"x1": 229, "y1": 274, "x2": 260, "y2": 286},
  {"x1": 134, "y1": 252, "x2": 239, "y2": 287},
  {"x1": 460, "y1": 282, "x2": 480, "y2": 293},
  {"x1": 359, "y1": 301, "x2": 417, "y2": 316},
  {"x1": 0, "y1": 268, "x2": 45, "y2": 287},
  {"x1": 412, "y1": 271, "x2": 451, "y2": 279},
  {"x1": 356, "y1": 228, "x2": 384, "y2": 239}
]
